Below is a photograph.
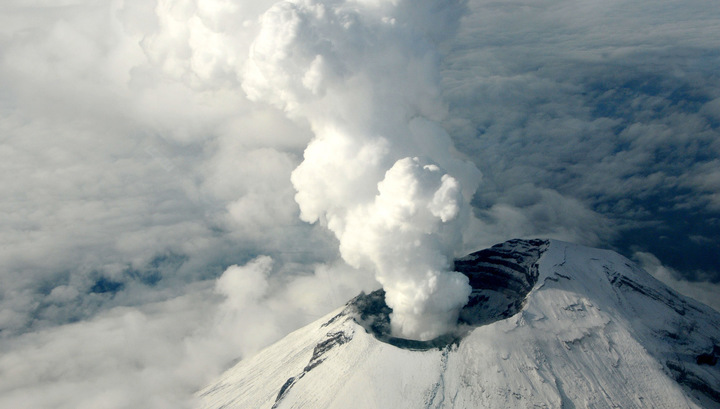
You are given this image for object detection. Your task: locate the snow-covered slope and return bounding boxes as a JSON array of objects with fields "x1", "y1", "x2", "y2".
[{"x1": 198, "y1": 240, "x2": 720, "y2": 408}]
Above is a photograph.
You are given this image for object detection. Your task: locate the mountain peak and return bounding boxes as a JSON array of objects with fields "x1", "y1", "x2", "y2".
[
  {"x1": 199, "y1": 239, "x2": 720, "y2": 409},
  {"x1": 334, "y1": 238, "x2": 549, "y2": 351}
]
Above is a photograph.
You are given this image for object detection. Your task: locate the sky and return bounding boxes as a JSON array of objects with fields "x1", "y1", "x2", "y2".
[{"x1": 1, "y1": 0, "x2": 719, "y2": 407}]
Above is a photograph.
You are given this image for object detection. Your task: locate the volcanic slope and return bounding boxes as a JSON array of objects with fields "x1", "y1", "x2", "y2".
[{"x1": 198, "y1": 239, "x2": 720, "y2": 409}]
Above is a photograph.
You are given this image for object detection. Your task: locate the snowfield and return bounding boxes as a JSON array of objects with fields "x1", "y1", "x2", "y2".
[{"x1": 198, "y1": 240, "x2": 720, "y2": 408}]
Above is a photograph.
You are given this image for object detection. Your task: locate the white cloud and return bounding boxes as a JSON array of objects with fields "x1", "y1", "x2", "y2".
[
  {"x1": 0, "y1": 0, "x2": 326, "y2": 337},
  {"x1": 441, "y1": 0, "x2": 720, "y2": 271},
  {"x1": 634, "y1": 251, "x2": 720, "y2": 313},
  {"x1": 0, "y1": 257, "x2": 377, "y2": 409}
]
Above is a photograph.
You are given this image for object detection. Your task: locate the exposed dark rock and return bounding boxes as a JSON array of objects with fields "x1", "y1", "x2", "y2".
[
  {"x1": 697, "y1": 353, "x2": 718, "y2": 366},
  {"x1": 347, "y1": 238, "x2": 550, "y2": 350},
  {"x1": 606, "y1": 264, "x2": 702, "y2": 318},
  {"x1": 273, "y1": 330, "x2": 352, "y2": 408},
  {"x1": 305, "y1": 332, "x2": 351, "y2": 372},
  {"x1": 666, "y1": 360, "x2": 720, "y2": 404},
  {"x1": 274, "y1": 377, "x2": 297, "y2": 407},
  {"x1": 697, "y1": 345, "x2": 720, "y2": 366},
  {"x1": 350, "y1": 289, "x2": 392, "y2": 337},
  {"x1": 455, "y1": 238, "x2": 549, "y2": 326}
]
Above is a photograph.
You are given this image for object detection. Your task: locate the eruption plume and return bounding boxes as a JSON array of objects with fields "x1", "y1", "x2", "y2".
[{"x1": 244, "y1": 0, "x2": 481, "y2": 341}]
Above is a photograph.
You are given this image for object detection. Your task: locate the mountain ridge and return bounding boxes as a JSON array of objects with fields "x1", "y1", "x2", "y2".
[{"x1": 198, "y1": 239, "x2": 720, "y2": 408}]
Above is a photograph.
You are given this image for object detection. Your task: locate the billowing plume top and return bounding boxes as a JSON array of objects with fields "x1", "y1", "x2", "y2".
[{"x1": 243, "y1": 0, "x2": 481, "y2": 340}]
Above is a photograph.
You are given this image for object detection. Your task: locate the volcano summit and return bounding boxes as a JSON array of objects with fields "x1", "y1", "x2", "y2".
[{"x1": 198, "y1": 239, "x2": 720, "y2": 409}]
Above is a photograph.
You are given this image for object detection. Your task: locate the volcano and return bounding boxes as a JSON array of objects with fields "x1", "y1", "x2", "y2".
[{"x1": 198, "y1": 239, "x2": 720, "y2": 408}]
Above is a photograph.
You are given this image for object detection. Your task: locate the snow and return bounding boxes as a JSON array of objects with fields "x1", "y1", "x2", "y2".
[{"x1": 198, "y1": 240, "x2": 720, "y2": 408}]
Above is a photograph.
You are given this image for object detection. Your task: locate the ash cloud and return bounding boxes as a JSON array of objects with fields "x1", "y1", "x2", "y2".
[{"x1": 244, "y1": 0, "x2": 480, "y2": 340}]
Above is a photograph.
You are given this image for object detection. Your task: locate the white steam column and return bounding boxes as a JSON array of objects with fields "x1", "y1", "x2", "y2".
[{"x1": 243, "y1": 0, "x2": 481, "y2": 341}]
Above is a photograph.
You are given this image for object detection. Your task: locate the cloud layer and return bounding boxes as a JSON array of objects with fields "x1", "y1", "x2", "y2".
[{"x1": 441, "y1": 0, "x2": 720, "y2": 274}]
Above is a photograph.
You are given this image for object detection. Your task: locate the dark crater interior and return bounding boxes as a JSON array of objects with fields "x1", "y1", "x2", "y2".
[{"x1": 347, "y1": 238, "x2": 549, "y2": 350}]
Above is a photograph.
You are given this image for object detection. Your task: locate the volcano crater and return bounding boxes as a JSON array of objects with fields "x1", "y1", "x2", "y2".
[{"x1": 346, "y1": 239, "x2": 550, "y2": 350}]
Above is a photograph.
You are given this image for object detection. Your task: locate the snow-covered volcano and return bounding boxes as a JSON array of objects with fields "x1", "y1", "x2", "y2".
[{"x1": 198, "y1": 239, "x2": 720, "y2": 408}]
